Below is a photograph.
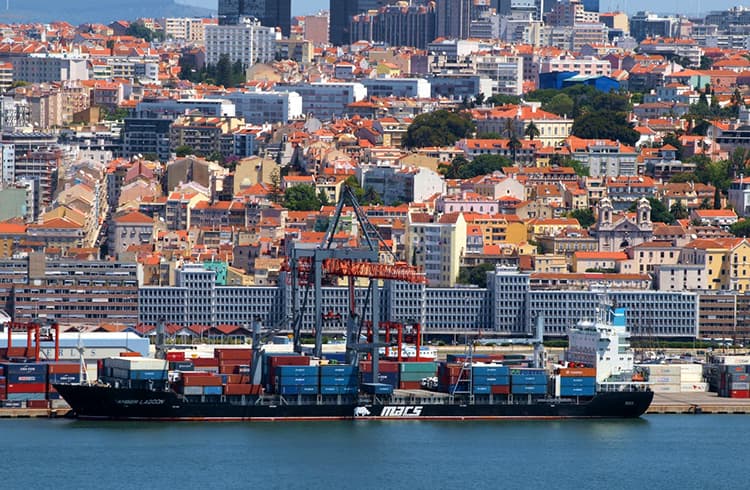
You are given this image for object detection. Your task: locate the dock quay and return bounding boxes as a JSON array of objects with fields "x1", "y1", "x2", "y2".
[
  {"x1": 649, "y1": 392, "x2": 750, "y2": 414},
  {"x1": 0, "y1": 407, "x2": 71, "y2": 418}
]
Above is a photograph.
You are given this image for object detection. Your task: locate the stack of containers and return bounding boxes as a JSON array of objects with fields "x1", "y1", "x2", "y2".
[
  {"x1": 0, "y1": 367, "x2": 5, "y2": 401},
  {"x1": 319, "y1": 364, "x2": 358, "y2": 395},
  {"x1": 437, "y1": 362, "x2": 468, "y2": 393},
  {"x1": 471, "y1": 364, "x2": 510, "y2": 395},
  {"x1": 510, "y1": 368, "x2": 547, "y2": 395},
  {"x1": 167, "y1": 351, "x2": 194, "y2": 371},
  {"x1": 646, "y1": 365, "x2": 681, "y2": 393},
  {"x1": 276, "y1": 365, "x2": 319, "y2": 395},
  {"x1": 47, "y1": 362, "x2": 80, "y2": 400},
  {"x1": 264, "y1": 354, "x2": 310, "y2": 391},
  {"x1": 360, "y1": 360, "x2": 399, "y2": 388},
  {"x1": 178, "y1": 372, "x2": 223, "y2": 396},
  {"x1": 719, "y1": 365, "x2": 749, "y2": 398},
  {"x1": 215, "y1": 348, "x2": 253, "y2": 375},
  {"x1": 558, "y1": 367, "x2": 596, "y2": 397},
  {"x1": 399, "y1": 361, "x2": 437, "y2": 389},
  {"x1": 447, "y1": 354, "x2": 507, "y2": 364},
  {"x1": 191, "y1": 357, "x2": 220, "y2": 373},
  {"x1": 3, "y1": 362, "x2": 48, "y2": 401},
  {"x1": 106, "y1": 358, "x2": 168, "y2": 388},
  {"x1": 679, "y1": 364, "x2": 707, "y2": 393}
]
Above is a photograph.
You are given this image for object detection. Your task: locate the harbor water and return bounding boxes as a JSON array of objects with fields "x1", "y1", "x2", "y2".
[{"x1": 3, "y1": 415, "x2": 746, "y2": 489}]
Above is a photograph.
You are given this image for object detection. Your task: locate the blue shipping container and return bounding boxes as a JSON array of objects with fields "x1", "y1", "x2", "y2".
[
  {"x1": 129, "y1": 370, "x2": 168, "y2": 381},
  {"x1": 361, "y1": 383, "x2": 393, "y2": 395},
  {"x1": 472, "y1": 385, "x2": 491, "y2": 394},
  {"x1": 511, "y1": 374, "x2": 547, "y2": 385},
  {"x1": 7, "y1": 393, "x2": 46, "y2": 401},
  {"x1": 6, "y1": 373, "x2": 47, "y2": 384},
  {"x1": 320, "y1": 375, "x2": 358, "y2": 386},
  {"x1": 203, "y1": 386, "x2": 223, "y2": 395},
  {"x1": 170, "y1": 361, "x2": 194, "y2": 371},
  {"x1": 560, "y1": 386, "x2": 596, "y2": 396},
  {"x1": 472, "y1": 366, "x2": 510, "y2": 376},
  {"x1": 320, "y1": 365, "x2": 357, "y2": 376},
  {"x1": 279, "y1": 385, "x2": 318, "y2": 395},
  {"x1": 472, "y1": 375, "x2": 510, "y2": 386},
  {"x1": 277, "y1": 365, "x2": 317, "y2": 377},
  {"x1": 361, "y1": 372, "x2": 399, "y2": 385},
  {"x1": 560, "y1": 377, "x2": 596, "y2": 388},
  {"x1": 278, "y1": 376, "x2": 320, "y2": 386},
  {"x1": 511, "y1": 384, "x2": 547, "y2": 394},
  {"x1": 3, "y1": 363, "x2": 47, "y2": 376},
  {"x1": 49, "y1": 373, "x2": 80, "y2": 384}
]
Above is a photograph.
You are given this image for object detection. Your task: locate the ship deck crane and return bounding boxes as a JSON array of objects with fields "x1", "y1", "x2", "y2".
[{"x1": 287, "y1": 185, "x2": 425, "y2": 384}]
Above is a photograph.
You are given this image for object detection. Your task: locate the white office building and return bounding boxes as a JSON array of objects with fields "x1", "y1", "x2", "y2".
[
  {"x1": 204, "y1": 17, "x2": 277, "y2": 67},
  {"x1": 275, "y1": 82, "x2": 367, "y2": 121},
  {"x1": 225, "y1": 90, "x2": 303, "y2": 124}
]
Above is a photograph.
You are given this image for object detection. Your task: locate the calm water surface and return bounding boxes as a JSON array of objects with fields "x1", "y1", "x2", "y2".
[{"x1": 2, "y1": 415, "x2": 745, "y2": 489}]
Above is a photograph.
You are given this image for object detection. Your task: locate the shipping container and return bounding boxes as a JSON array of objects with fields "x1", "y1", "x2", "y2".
[
  {"x1": 181, "y1": 373, "x2": 223, "y2": 387},
  {"x1": 166, "y1": 351, "x2": 185, "y2": 362},
  {"x1": 48, "y1": 373, "x2": 80, "y2": 384},
  {"x1": 191, "y1": 358, "x2": 220, "y2": 368},
  {"x1": 472, "y1": 365, "x2": 510, "y2": 376},
  {"x1": 214, "y1": 349, "x2": 253, "y2": 361},
  {"x1": 509, "y1": 368, "x2": 545, "y2": 376},
  {"x1": 6, "y1": 383, "x2": 47, "y2": 394},
  {"x1": 511, "y1": 374, "x2": 547, "y2": 385},
  {"x1": 731, "y1": 390, "x2": 750, "y2": 398},
  {"x1": 320, "y1": 365, "x2": 357, "y2": 376},
  {"x1": 560, "y1": 386, "x2": 596, "y2": 396},
  {"x1": 2, "y1": 363, "x2": 47, "y2": 376},
  {"x1": 360, "y1": 383, "x2": 393, "y2": 395},
  {"x1": 277, "y1": 365, "x2": 318, "y2": 377},
  {"x1": 7, "y1": 393, "x2": 45, "y2": 401},
  {"x1": 47, "y1": 363, "x2": 80, "y2": 375},
  {"x1": 560, "y1": 377, "x2": 596, "y2": 388},
  {"x1": 511, "y1": 384, "x2": 547, "y2": 394},
  {"x1": 398, "y1": 381, "x2": 421, "y2": 390},
  {"x1": 730, "y1": 382, "x2": 750, "y2": 390},
  {"x1": 319, "y1": 376, "x2": 358, "y2": 386},
  {"x1": 27, "y1": 399, "x2": 49, "y2": 409},
  {"x1": 278, "y1": 376, "x2": 319, "y2": 387},
  {"x1": 558, "y1": 367, "x2": 596, "y2": 377},
  {"x1": 491, "y1": 385, "x2": 510, "y2": 395},
  {"x1": 279, "y1": 385, "x2": 318, "y2": 395},
  {"x1": 181, "y1": 386, "x2": 203, "y2": 396},
  {"x1": 319, "y1": 385, "x2": 358, "y2": 395},
  {"x1": 472, "y1": 385, "x2": 491, "y2": 394},
  {"x1": 169, "y1": 361, "x2": 195, "y2": 371},
  {"x1": 472, "y1": 375, "x2": 510, "y2": 386},
  {"x1": 202, "y1": 386, "x2": 223, "y2": 396},
  {"x1": 6, "y1": 373, "x2": 47, "y2": 384},
  {"x1": 400, "y1": 362, "x2": 437, "y2": 374}
]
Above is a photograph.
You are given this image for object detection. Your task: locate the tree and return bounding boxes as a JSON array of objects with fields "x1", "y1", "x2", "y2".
[
  {"x1": 402, "y1": 110, "x2": 475, "y2": 148},
  {"x1": 543, "y1": 93, "x2": 575, "y2": 117},
  {"x1": 175, "y1": 145, "x2": 194, "y2": 157},
  {"x1": 571, "y1": 111, "x2": 639, "y2": 146},
  {"x1": 730, "y1": 220, "x2": 750, "y2": 237},
  {"x1": 474, "y1": 92, "x2": 486, "y2": 106},
  {"x1": 550, "y1": 154, "x2": 589, "y2": 176},
  {"x1": 503, "y1": 119, "x2": 522, "y2": 165},
  {"x1": 216, "y1": 54, "x2": 233, "y2": 88},
  {"x1": 486, "y1": 94, "x2": 522, "y2": 106},
  {"x1": 125, "y1": 21, "x2": 164, "y2": 42},
  {"x1": 524, "y1": 121, "x2": 540, "y2": 141},
  {"x1": 443, "y1": 154, "x2": 512, "y2": 179},
  {"x1": 344, "y1": 176, "x2": 383, "y2": 205},
  {"x1": 670, "y1": 201, "x2": 689, "y2": 220},
  {"x1": 729, "y1": 147, "x2": 750, "y2": 179},
  {"x1": 283, "y1": 185, "x2": 323, "y2": 211},
  {"x1": 571, "y1": 208, "x2": 595, "y2": 228},
  {"x1": 457, "y1": 263, "x2": 496, "y2": 288}
]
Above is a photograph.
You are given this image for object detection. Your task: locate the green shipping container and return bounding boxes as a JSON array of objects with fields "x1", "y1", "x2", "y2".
[{"x1": 399, "y1": 362, "x2": 437, "y2": 373}]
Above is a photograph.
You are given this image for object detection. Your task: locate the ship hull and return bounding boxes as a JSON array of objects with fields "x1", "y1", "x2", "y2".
[{"x1": 54, "y1": 384, "x2": 653, "y2": 421}]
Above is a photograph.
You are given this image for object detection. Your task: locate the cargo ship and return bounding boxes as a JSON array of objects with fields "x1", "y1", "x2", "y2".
[{"x1": 54, "y1": 303, "x2": 653, "y2": 421}]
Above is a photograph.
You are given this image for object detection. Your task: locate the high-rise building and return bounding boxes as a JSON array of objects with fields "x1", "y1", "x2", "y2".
[
  {"x1": 218, "y1": 0, "x2": 291, "y2": 37},
  {"x1": 436, "y1": 0, "x2": 472, "y2": 39},
  {"x1": 351, "y1": 3, "x2": 437, "y2": 49},
  {"x1": 329, "y1": 0, "x2": 386, "y2": 46},
  {"x1": 497, "y1": 0, "x2": 545, "y2": 20}
]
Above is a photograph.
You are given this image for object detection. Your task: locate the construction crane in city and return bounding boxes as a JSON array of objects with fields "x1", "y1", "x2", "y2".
[{"x1": 286, "y1": 185, "x2": 425, "y2": 380}]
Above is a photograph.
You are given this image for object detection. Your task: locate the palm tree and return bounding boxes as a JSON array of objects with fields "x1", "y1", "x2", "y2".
[
  {"x1": 504, "y1": 119, "x2": 522, "y2": 165},
  {"x1": 524, "y1": 121, "x2": 540, "y2": 141}
]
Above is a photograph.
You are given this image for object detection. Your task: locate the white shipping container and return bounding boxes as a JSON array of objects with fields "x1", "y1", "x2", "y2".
[
  {"x1": 714, "y1": 356, "x2": 750, "y2": 365},
  {"x1": 679, "y1": 364, "x2": 703, "y2": 375},
  {"x1": 645, "y1": 365, "x2": 681, "y2": 376},
  {"x1": 107, "y1": 357, "x2": 168, "y2": 371},
  {"x1": 651, "y1": 375, "x2": 681, "y2": 384},
  {"x1": 650, "y1": 384, "x2": 681, "y2": 393},
  {"x1": 681, "y1": 374, "x2": 704, "y2": 383},
  {"x1": 680, "y1": 382, "x2": 708, "y2": 392}
]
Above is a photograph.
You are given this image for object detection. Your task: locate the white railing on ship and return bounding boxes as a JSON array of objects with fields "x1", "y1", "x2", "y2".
[{"x1": 598, "y1": 382, "x2": 651, "y2": 392}]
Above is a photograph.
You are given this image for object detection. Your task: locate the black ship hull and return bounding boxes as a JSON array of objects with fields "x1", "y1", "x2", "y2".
[{"x1": 54, "y1": 384, "x2": 654, "y2": 421}]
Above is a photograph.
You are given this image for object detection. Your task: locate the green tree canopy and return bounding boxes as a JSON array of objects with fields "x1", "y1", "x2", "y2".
[
  {"x1": 543, "y1": 93, "x2": 575, "y2": 117},
  {"x1": 344, "y1": 176, "x2": 384, "y2": 205},
  {"x1": 457, "y1": 263, "x2": 496, "y2": 288},
  {"x1": 175, "y1": 145, "x2": 194, "y2": 157},
  {"x1": 571, "y1": 110, "x2": 639, "y2": 146},
  {"x1": 443, "y1": 154, "x2": 512, "y2": 179},
  {"x1": 730, "y1": 220, "x2": 750, "y2": 237},
  {"x1": 403, "y1": 110, "x2": 476, "y2": 148},
  {"x1": 283, "y1": 184, "x2": 324, "y2": 211},
  {"x1": 571, "y1": 208, "x2": 595, "y2": 228}
]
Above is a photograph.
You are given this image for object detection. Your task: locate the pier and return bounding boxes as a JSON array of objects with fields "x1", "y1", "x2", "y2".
[{"x1": 649, "y1": 392, "x2": 750, "y2": 414}]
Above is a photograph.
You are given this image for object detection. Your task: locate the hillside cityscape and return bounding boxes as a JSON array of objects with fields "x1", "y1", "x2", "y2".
[{"x1": 1, "y1": 0, "x2": 750, "y2": 344}]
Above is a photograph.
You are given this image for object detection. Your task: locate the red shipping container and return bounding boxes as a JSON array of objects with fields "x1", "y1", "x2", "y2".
[
  {"x1": 399, "y1": 381, "x2": 421, "y2": 390},
  {"x1": 359, "y1": 360, "x2": 399, "y2": 373},
  {"x1": 269, "y1": 356, "x2": 309, "y2": 366},
  {"x1": 491, "y1": 385, "x2": 510, "y2": 394},
  {"x1": 181, "y1": 373, "x2": 223, "y2": 387},
  {"x1": 226, "y1": 374, "x2": 248, "y2": 384},
  {"x1": 119, "y1": 352, "x2": 141, "y2": 357},
  {"x1": 27, "y1": 400, "x2": 49, "y2": 409},
  {"x1": 224, "y1": 384, "x2": 253, "y2": 395},
  {"x1": 47, "y1": 363, "x2": 80, "y2": 375},
  {"x1": 7, "y1": 383, "x2": 47, "y2": 393},
  {"x1": 192, "y1": 358, "x2": 220, "y2": 368},
  {"x1": 559, "y1": 368, "x2": 596, "y2": 377},
  {"x1": 166, "y1": 351, "x2": 185, "y2": 362},
  {"x1": 214, "y1": 349, "x2": 253, "y2": 361},
  {"x1": 731, "y1": 390, "x2": 750, "y2": 398}
]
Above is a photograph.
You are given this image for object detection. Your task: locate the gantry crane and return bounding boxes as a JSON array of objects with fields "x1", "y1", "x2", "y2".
[{"x1": 287, "y1": 185, "x2": 426, "y2": 383}]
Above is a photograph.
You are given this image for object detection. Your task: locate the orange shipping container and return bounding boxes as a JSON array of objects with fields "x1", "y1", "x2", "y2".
[
  {"x1": 224, "y1": 384, "x2": 253, "y2": 395},
  {"x1": 559, "y1": 368, "x2": 596, "y2": 377},
  {"x1": 181, "y1": 373, "x2": 223, "y2": 387},
  {"x1": 399, "y1": 381, "x2": 421, "y2": 390},
  {"x1": 119, "y1": 352, "x2": 141, "y2": 358},
  {"x1": 214, "y1": 349, "x2": 253, "y2": 361},
  {"x1": 47, "y1": 363, "x2": 80, "y2": 374}
]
